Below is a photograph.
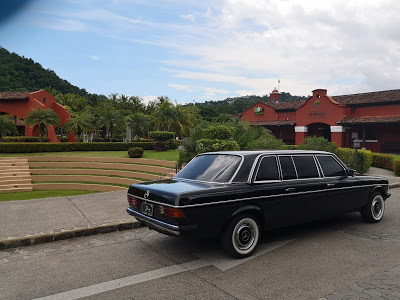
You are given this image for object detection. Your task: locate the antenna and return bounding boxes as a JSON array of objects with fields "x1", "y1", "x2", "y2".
[{"x1": 278, "y1": 79, "x2": 280, "y2": 91}]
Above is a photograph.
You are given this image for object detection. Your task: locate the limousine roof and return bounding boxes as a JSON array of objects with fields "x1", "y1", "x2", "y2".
[{"x1": 200, "y1": 150, "x2": 333, "y2": 156}]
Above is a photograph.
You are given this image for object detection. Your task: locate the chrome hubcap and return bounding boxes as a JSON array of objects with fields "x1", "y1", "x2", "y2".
[
  {"x1": 232, "y1": 218, "x2": 259, "y2": 254},
  {"x1": 371, "y1": 195, "x2": 384, "y2": 220}
]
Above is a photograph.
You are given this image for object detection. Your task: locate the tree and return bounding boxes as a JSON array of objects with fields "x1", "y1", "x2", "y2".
[
  {"x1": 0, "y1": 116, "x2": 17, "y2": 139},
  {"x1": 97, "y1": 108, "x2": 124, "y2": 139},
  {"x1": 153, "y1": 100, "x2": 177, "y2": 132},
  {"x1": 125, "y1": 113, "x2": 150, "y2": 140},
  {"x1": 24, "y1": 107, "x2": 60, "y2": 141},
  {"x1": 64, "y1": 112, "x2": 95, "y2": 142}
]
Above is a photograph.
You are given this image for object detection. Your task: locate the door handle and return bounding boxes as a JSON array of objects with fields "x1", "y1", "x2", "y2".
[
  {"x1": 285, "y1": 188, "x2": 295, "y2": 192},
  {"x1": 327, "y1": 183, "x2": 335, "y2": 187}
]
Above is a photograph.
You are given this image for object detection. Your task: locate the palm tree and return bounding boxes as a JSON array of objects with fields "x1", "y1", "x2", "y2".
[
  {"x1": 0, "y1": 116, "x2": 17, "y2": 139},
  {"x1": 125, "y1": 113, "x2": 150, "y2": 140},
  {"x1": 64, "y1": 112, "x2": 95, "y2": 142},
  {"x1": 24, "y1": 108, "x2": 60, "y2": 141},
  {"x1": 153, "y1": 100, "x2": 177, "y2": 132},
  {"x1": 98, "y1": 108, "x2": 124, "y2": 139}
]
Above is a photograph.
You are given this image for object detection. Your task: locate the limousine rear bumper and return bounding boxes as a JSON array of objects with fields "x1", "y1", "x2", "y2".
[{"x1": 126, "y1": 208, "x2": 197, "y2": 236}]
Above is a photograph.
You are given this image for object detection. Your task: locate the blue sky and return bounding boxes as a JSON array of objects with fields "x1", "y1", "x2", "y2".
[{"x1": 1, "y1": 0, "x2": 400, "y2": 104}]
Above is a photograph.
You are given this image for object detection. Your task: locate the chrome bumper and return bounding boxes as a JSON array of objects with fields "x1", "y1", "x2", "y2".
[{"x1": 126, "y1": 208, "x2": 197, "y2": 236}]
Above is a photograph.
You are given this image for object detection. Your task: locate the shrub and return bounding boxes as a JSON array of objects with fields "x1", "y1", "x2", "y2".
[
  {"x1": 371, "y1": 153, "x2": 395, "y2": 170},
  {"x1": 394, "y1": 161, "x2": 400, "y2": 176},
  {"x1": 170, "y1": 139, "x2": 182, "y2": 150},
  {"x1": 153, "y1": 140, "x2": 170, "y2": 152},
  {"x1": 247, "y1": 134, "x2": 285, "y2": 150},
  {"x1": 204, "y1": 125, "x2": 233, "y2": 140},
  {"x1": 298, "y1": 136, "x2": 338, "y2": 154},
  {"x1": 149, "y1": 131, "x2": 174, "y2": 141},
  {"x1": 2, "y1": 136, "x2": 49, "y2": 142},
  {"x1": 128, "y1": 147, "x2": 144, "y2": 158},
  {"x1": 282, "y1": 144, "x2": 300, "y2": 150},
  {"x1": 0, "y1": 142, "x2": 154, "y2": 153},
  {"x1": 336, "y1": 148, "x2": 373, "y2": 174},
  {"x1": 195, "y1": 139, "x2": 240, "y2": 153}
]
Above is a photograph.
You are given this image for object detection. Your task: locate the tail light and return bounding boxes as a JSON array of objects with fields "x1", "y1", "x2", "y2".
[
  {"x1": 127, "y1": 195, "x2": 142, "y2": 208},
  {"x1": 158, "y1": 205, "x2": 185, "y2": 219}
]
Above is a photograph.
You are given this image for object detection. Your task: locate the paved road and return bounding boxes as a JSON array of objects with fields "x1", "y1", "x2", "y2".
[{"x1": 1, "y1": 189, "x2": 400, "y2": 300}]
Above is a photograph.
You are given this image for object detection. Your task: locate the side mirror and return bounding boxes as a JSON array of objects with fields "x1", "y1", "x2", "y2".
[{"x1": 347, "y1": 169, "x2": 356, "y2": 177}]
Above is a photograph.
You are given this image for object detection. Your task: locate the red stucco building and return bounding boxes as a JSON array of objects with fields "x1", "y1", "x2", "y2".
[
  {"x1": 0, "y1": 90, "x2": 75, "y2": 142},
  {"x1": 239, "y1": 88, "x2": 400, "y2": 153}
]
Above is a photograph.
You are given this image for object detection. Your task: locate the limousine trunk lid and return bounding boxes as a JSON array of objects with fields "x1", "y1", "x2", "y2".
[{"x1": 128, "y1": 179, "x2": 215, "y2": 206}]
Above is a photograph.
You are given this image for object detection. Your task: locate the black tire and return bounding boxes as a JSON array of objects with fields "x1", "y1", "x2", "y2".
[
  {"x1": 361, "y1": 191, "x2": 385, "y2": 223},
  {"x1": 220, "y1": 214, "x2": 261, "y2": 258}
]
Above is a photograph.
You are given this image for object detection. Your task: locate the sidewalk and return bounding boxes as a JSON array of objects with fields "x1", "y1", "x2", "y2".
[{"x1": 0, "y1": 168, "x2": 399, "y2": 250}]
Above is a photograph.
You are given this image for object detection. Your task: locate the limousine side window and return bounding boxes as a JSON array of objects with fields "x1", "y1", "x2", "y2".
[
  {"x1": 317, "y1": 155, "x2": 347, "y2": 177},
  {"x1": 279, "y1": 156, "x2": 297, "y2": 180},
  {"x1": 255, "y1": 156, "x2": 280, "y2": 182},
  {"x1": 293, "y1": 156, "x2": 320, "y2": 179}
]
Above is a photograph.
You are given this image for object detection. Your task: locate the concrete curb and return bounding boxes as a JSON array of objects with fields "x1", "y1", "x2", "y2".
[
  {"x1": 389, "y1": 183, "x2": 400, "y2": 189},
  {"x1": 0, "y1": 220, "x2": 141, "y2": 250}
]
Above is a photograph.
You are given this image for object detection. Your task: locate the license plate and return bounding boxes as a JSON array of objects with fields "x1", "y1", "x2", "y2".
[{"x1": 142, "y1": 203, "x2": 154, "y2": 217}]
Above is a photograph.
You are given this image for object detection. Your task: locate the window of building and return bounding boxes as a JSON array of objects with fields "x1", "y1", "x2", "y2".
[
  {"x1": 316, "y1": 155, "x2": 346, "y2": 177},
  {"x1": 293, "y1": 156, "x2": 319, "y2": 179},
  {"x1": 255, "y1": 156, "x2": 280, "y2": 182},
  {"x1": 279, "y1": 156, "x2": 297, "y2": 180}
]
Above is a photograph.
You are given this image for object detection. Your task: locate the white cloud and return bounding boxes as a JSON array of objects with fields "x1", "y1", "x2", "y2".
[
  {"x1": 168, "y1": 83, "x2": 193, "y2": 92},
  {"x1": 89, "y1": 55, "x2": 100, "y2": 60},
  {"x1": 141, "y1": 95, "x2": 159, "y2": 104},
  {"x1": 180, "y1": 14, "x2": 195, "y2": 22}
]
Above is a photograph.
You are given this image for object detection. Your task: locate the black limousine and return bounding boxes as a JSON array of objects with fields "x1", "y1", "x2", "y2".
[{"x1": 127, "y1": 150, "x2": 390, "y2": 258}]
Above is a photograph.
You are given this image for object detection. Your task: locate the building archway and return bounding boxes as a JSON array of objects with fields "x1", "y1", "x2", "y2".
[{"x1": 307, "y1": 123, "x2": 331, "y2": 141}]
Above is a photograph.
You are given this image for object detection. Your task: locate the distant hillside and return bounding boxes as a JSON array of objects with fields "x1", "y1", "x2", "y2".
[
  {"x1": 194, "y1": 92, "x2": 309, "y2": 117},
  {"x1": 0, "y1": 47, "x2": 88, "y2": 96}
]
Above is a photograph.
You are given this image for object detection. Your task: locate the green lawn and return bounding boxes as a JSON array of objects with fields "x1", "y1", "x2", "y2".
[
  {"x1": 0, "y1": 150, "x2": 179, "y2": 161},
  {"x1": 0, "y1": 190, "x2": 98, "y2": 201}
]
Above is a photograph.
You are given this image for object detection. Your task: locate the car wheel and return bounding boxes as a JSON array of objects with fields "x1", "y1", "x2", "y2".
[
  {"x1": 361, "y1": 191, "x2": 385, "y2": 223},
  {"x1": 221, "y1": 214, "x2": 260, "y2": 258}
]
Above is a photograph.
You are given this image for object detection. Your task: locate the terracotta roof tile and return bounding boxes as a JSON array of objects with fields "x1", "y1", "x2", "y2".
[
  {"x1": 332, "y1": 89, "x2": 400, "y2": 105},
  {"x1": 267, "y1": 100, "x2": 306, "y2": 111},
  {"x1": 250, "y1": 120, "x2": 296, "y2": 126},
  {"x1": 0, "y1": 92, "x2": 30, "y2": 101},
  {"x1": 337, "y1": 115, "x2": 400, "y2": 125}
]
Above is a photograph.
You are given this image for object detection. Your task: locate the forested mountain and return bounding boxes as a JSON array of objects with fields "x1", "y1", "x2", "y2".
[
  {"x1": 194, "y1": 92, "x2": 309, "y2": 117},
  {"x1": 0, "y1": 47, "x2": 88, "y2": 96}
]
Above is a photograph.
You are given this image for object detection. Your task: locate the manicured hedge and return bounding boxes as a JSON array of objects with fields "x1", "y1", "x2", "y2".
[
  {"x1": 128, "y1": 147, "x2": 144, "y2": 158},
  {"x1": 2, "y1": 136, "x2": 49, "y2": 142},
  {"x1": 170, "y1": 140, "x2": 182, "y2": 150},
  {"x1": 336, "y1": 148, "x2": 372, "y2": 174},
  {"x1": 0, "y1": 142, "x2": 154, "y2": 153},
  {"x1": 394, "y1": 161, "x2": 400, "y2": 176},
  {"x1": 149, "y1": 131, "x2": 174, "y2": 141}
]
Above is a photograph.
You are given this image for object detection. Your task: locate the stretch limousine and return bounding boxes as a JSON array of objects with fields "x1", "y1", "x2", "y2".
[{"x1": 127, "y1": 150, "x2": 390, "y2": 258}]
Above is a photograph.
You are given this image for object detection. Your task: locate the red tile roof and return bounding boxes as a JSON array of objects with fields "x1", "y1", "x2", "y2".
[
  {"x1": 250, "y1": 120, "x2": 296, "y2": 126},
  {"x1": 267, "y1": 100, "x2": 306, "y2": 111},
  {"x1": 332, "y1": 89, "x2": 400, "y2": 105},
  {"x1": 0, "y1": 92, "x2": 29, "y2": 101},
  {"x1": 337, "y1": 115, "x2": 400, "y2": 125}
]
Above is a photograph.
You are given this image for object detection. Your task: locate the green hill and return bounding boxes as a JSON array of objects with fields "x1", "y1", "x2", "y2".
[{"x1": 0, "y1": 47, "x2": 88, "y2": 96}]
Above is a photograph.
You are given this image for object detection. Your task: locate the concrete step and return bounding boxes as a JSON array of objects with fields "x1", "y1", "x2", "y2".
[
  {"x1": 0, "y1": 161, "x2": 29, "y2": 167},
  {"x1": 33, "y1": 183, "x2": 126, "y2": 192},
  {"x1": 0, "y1": 179, "x2": 32, "y2": 185},
  {"x1": 31, "y1": 175, "x2": 138, "y2": 186},
  {"x1": 0, "y1": 183, "x2": 33, "y2": 190},
  {"x1": 0, "y1": 173, "x2": 31, "y2": 180},
  {"x1": 0, "y1": 168, "x2": 30, "y2": 174},
  {"x1": 0, "y1": 157, "x2": 28, "y2": 161},
  {"x1": 0, "y1": 187, "x2": 33, "y2": 194}
]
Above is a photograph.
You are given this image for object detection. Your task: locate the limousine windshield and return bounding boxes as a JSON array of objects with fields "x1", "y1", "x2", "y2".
[{"x1": 174, "y1": 154, "x2": 242, "y2": 183}]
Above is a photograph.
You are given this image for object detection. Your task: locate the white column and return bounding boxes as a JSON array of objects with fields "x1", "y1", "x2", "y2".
[
  {"x1": 330, "y1": 126, "x2": 345, "y2": 132},
  {"x1": 295, "y1": 126, "x2": 308, "y2": 132}
]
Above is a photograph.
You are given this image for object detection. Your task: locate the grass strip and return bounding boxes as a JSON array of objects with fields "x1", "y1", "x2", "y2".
[
  {"x1": 0, "y1": 190, "x2": 98, "y2": 201},
  {"x1": 33, "y1": 181, "x2": 131, "y2": 188}
]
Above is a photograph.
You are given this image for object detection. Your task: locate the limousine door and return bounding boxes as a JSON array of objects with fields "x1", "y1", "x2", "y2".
[{"x1": 316, "y1": 155, "x2": 362, "y2": 217}]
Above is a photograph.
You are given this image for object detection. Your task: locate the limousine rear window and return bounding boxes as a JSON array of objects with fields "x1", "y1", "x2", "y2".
[
  {"x1": 293, "y1": 156, "x2": 319, "y2": 179},
  {"x1": 279, "y1": 156, "x2": 297, "y2": 180},
  {"x1": 175, "y1": 154, "x2": 242, "y2": 183},
  {"x1": 317, "y1": 155, "x2": 346, "y2": 177},
  {"x1": 255, "y1": 156, "x2": 280, "y2": 182}
]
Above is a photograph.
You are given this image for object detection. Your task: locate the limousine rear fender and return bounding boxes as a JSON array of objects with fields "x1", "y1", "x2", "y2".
[{"x1": 231, "y1": 206, "x2": 265, "y2": 227}]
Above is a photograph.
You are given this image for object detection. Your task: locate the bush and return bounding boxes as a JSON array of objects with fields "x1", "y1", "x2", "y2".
[
  {"x1": 372, "y1": 153, "x2": 395, "y2": 170},
  {"x1": 153, "y1": 140, "x2": 170, "y2": 152},
  {"x1": 0, "y1": 142, "x2": 154, "y2": 153},
  {"x1": 298, "y1": 136, "x2": 338, "y2": 154},
  {"x1": 170, "y1": 139, "x2": 182, "y2": 150},
  {"x1": 336, "y1": 148, "x2": 373, "y2": 174},
  {"x1": 149, "y1": 131, "x2": 174, "y2": 141},
  {"x1": 195, "y1": 139, "x2": 240, "y2": 153},
  {"x1": 2, "y1": 136, "x2": 49, "y2": 142},
  {"x1": 128, "y1": 147, "x2": 144, "y2": 158},
  {"x1": 204, "y1": 125, "x2": 233, "y2": 140},
  {"x1": 394, "y1": 161, "x2": 400, "y2": 176},
  {"x1": 247, "y1": 134, "x2": 285, "y2": 150},
  {"x1": 282, "y1": 144, "x2": 300, "y2": 150}
]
